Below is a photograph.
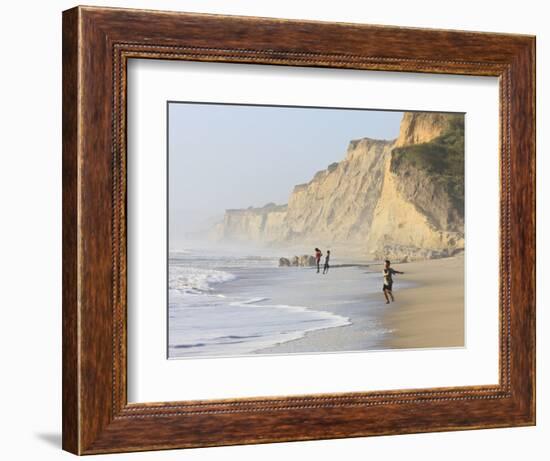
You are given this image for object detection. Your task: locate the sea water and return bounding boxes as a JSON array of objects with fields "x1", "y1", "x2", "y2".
[{"x1": 168, "y1": 247, "x2": 389, "y2": 358}]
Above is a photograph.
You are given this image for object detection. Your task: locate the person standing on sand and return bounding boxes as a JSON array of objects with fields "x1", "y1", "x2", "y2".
[
  {"x1": 383, "y1": 259, "x2": 404, "y2": 304},
  {"x1": 314, "y1": 248, "x2": 322, "y2": 273},
  {"x1": 323, "y1": 250, "x2": 331, "y2": 274}
]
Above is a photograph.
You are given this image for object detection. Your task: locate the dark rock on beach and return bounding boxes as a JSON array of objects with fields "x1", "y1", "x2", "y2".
[
  {"x1": 279, "y1": 255, "x2": 316, "y2": 267},
  {"x1": 279, "y1": 257, "x2": 291, "y2": 267}
]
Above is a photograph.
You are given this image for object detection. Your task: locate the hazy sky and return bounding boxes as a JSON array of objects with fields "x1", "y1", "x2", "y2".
[{"x1": 169, "y1": 102, "x2": 403, "y2": 235}]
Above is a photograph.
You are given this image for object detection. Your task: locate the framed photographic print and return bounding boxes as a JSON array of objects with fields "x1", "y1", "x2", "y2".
[{"x1": 62, "y1": 5, "x2": 535, "y2": 455}]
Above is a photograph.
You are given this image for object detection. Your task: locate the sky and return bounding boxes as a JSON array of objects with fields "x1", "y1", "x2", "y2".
[{"x1": 168, "y1": 102, "x2": 403, "y2": 237}]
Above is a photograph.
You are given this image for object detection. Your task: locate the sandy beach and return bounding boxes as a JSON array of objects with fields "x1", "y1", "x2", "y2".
[
  {"x1": 256, "y1": 255, "x2": 464, "y2": 354},
  {"x1": 380, "y1": 256, "x2": 464, "y2": 349}
]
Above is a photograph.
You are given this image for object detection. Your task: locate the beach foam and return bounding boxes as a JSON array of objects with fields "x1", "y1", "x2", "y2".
[
  {"x1": 169, "y1": 297, "x2": 351, "y2": 358},
  {"x1": 169, "y1": 265, "x2": 237, "y2": 295},
  {"x1": 168, "y1": 251, "x2": 378, "y2": 359}
]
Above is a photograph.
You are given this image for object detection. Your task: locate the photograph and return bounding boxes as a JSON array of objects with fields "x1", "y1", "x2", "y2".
[
  {"x1": 39, "y1": 1, "x2": 537, "y2": 456},
  {"x1": 168, "y1": 103, "x2": 465, "y2": 359}
]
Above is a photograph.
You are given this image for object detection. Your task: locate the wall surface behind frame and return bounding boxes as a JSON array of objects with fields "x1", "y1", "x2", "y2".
[{"x1": 0, "y1": 0, "x2": 546, "y2": 460}]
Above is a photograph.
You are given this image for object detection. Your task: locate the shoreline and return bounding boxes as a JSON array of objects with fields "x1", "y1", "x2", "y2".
[{"x1": 254, "y1": 256, "x2": 464, "y2": 354}]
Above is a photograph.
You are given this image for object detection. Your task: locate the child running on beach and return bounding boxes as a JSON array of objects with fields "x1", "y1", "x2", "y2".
[
  {"x1": 323, "y1": 250, "x2": 331, "y2": 274},
  {"x1": 383, "y1": 259, "x2": 404, "y2": 304}
]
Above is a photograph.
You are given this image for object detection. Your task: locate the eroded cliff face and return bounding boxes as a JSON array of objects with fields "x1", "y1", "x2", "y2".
[
  {"x1": 212, "y1": 112, "x2": 465, "y2": 260},
  {"x1": 394, "y1": 112, "x2": 451, "y2": 147},
  {"x1": 283, "y1": 138, "x2": 392, "y2": 245},
  {"x1": 211, "y1": 204, "x2": 288, "y2": 242},
  {"x1": 367, "y1": 153, "x2": 464, "y2": 261}
]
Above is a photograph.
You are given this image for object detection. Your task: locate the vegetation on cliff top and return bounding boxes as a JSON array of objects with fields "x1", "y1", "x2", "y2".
[{"x1": 390, "y1": 114, "x2": 465, "y2": 213}]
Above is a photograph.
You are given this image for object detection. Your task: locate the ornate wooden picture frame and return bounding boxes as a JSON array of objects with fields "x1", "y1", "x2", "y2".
[{"x1": 62, "y1": 5, "x2": 535, "y2": 455}]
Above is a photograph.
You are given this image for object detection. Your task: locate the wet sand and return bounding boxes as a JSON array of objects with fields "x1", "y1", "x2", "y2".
[{"x1": 256, "y1": 256, "x2": 464, "y2": 354}]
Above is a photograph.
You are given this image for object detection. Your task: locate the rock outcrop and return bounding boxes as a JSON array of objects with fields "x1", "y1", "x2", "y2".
[
  {"x1": 211, "y1": 112, "x2": 465, "y2": 260},
  {"x1": 279, "y1": 257, "x2": 291, "y2": 267},
  {"x1": 279, "y1": 255, "x2": 316, "y2": 267}
]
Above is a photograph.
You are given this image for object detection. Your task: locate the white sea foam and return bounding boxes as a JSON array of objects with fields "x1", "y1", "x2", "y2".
[
  {"x1": 169, "y1": 297, "x2": 351, "y2": 358},
  {"x1": 167, "y1": 252, "x2": 378, "y2": 359},
  {"x1": 169, "y1": 265, "x2": 237, "y2": 294},
  {"x1": 237, "y1": 297, "x2": 269, "y2": 305},
  {"x1": 229, "y1": 298, "x2": 350, "y2": 331}
]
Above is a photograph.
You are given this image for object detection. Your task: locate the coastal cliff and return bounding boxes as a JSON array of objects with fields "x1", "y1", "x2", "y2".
[
  {"x1": 211, "y1": 112, "x2": 465, "y2": 260},
  {"x1": 394, "y1": 112, "x2": 452, "y2": 147},
  {"x1": 211, "y1": 203, "x2": 288, "y2": 242}
]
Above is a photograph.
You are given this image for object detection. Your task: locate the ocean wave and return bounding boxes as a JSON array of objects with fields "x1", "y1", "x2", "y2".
[
  {"x1": 238, "y1": 297, "x2": 269, "y2": 304},
  {"x1": 228, "y1": 298, "x2": 350, "y2": 330},
  {"x1": 169, "y1": 251, "x2": 279, "y2": 269},
  {"x1": 169, "y1": 299, "x2": 351, "y2": 358},
  {"x1": 169, "y1": 266, "x2": 237, "y2": 294}
]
